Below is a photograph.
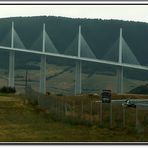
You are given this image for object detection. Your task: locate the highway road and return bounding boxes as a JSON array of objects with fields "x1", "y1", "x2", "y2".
[{"x1": 96, "y1": 99, "x2": 148, "y2": 110}]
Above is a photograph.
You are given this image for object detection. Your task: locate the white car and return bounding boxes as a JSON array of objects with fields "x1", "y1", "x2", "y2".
[{"x1": 122, "y1": 99, "x2": 136, "y2": 108}]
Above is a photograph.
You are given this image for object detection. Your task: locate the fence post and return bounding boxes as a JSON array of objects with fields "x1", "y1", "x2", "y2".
[
  {"x1": 64, "y1": 102, "x2": 67, "y2": 116},
  {"x1": 56, "y1": 98, "x2": 58, "y2": 116},
  {"x1": 136, "y1": 107, "x2": 138, "y2": 129},
  {"x1": 37, "y1": 96, "x2": 40, "y2": 105},
  {"x1": 90, "y1": 101, "x2": 93, "y2": 123},
  {"x1": 59, "y1": 100, "x2": 61, "y2": 119},
  {"x1": 110, "y1": 102, "x2": 112, "y2": 128},
  {"x1": 99, "y1": 101, "x2": 102, "y2": 126},
  {"x1": 62, "y1": 100, "x2": 65, "y2": 120},
  {"x1": 123, "y1": 105, "x2": 126, "y2": 128},
  {"x1": 81, "y1": 100, "x2": 84, "y2": 120},
  {"x1": 81, "y1": 100, "x2": 83, "y2": 114},
  {"x1": 73, "y1": 101, "x2": 75, "y2": 119},
  {"x1": 60, "y1": 100, "x2": 63, "y2": 120}
]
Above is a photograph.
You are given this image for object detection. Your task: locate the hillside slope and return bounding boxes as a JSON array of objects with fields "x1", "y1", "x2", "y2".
[
  {"x1": 0, "y1": 16, "x2": 148, "y2": 64},
  {"x1": 0, "y1": 16, "x2": 148, "y2": 91}
]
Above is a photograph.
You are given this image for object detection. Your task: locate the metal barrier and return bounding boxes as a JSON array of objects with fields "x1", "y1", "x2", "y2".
[{"x1": 24, "y1": 88, "x2": 148, "y2": 131}]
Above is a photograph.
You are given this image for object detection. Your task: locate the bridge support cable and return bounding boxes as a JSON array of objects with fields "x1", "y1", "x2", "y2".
[
  {"x1": 8, "y1": 22, "x2": 15, "y2": 87},
  {"x1": 75, "y1": 25, "x2": 82, "y2": 95},
  {"x1": 117, "y1": 28, "x2": 123, "y2": 94},
  {"x1": 40, "y1": 23, "x2": 46, "y2": 94}
]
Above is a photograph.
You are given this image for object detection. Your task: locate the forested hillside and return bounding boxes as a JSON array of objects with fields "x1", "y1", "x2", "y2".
[{"x1": 0, "y1": 16, "x2": 148, "y2": 80}]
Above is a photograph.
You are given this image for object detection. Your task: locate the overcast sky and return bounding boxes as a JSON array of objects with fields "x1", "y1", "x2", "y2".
[{"x1": 0, "y1": 5, "x2": 148, "y2": 23}]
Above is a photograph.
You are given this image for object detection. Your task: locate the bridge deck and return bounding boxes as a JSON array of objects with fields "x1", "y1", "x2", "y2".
[{"x1": 0, "y1": 45, "x2": 148, "y2": 71}]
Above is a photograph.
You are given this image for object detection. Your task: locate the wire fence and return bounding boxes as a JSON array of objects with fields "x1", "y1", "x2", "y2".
[{"x1": 24, "y1": 87, "x2": 148, "y2": 132}]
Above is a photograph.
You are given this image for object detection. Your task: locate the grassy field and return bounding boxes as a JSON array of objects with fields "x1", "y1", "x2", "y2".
[
  {"x1": 1, "y1": 63, "x2": 147, "y2": 95},
  {"x1": 0, "y1": 94, "x2": 147, "y2": 142}
]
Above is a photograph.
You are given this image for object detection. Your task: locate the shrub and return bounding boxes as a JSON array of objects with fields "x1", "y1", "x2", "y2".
[
  {"x1": 57, "y1": 93, "x2": 63, "y2": 96},
  {"x1": 0, "y1": 86, "x2": 16, "y2": 93}
]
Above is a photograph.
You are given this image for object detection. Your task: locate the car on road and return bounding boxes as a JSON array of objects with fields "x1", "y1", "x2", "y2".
[{"x1": 122, "y1": 99, "x2": 136, "y2": 108}]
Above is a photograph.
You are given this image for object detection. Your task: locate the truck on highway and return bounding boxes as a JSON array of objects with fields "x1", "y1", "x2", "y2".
[{"x1": 101, "y1": 89, "x2": 111, "y2": 103}]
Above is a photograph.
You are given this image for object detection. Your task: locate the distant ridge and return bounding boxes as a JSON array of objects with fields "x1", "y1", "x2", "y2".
[{"x1": 130, "y1": 84, "x2": 148, "y2": 94}]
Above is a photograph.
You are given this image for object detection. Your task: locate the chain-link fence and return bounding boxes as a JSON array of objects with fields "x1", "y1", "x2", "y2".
[{"x1": 24, "y1": 87, "x2": 148, "y2": 131}]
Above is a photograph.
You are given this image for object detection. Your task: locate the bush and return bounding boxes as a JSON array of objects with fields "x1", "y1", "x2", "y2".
[
  {"x1": 0, "y1": 86, "x2": 16, "y2": 93},
  {"x1": 57, "y1": 93, "x2": 63, "y2": 96}
]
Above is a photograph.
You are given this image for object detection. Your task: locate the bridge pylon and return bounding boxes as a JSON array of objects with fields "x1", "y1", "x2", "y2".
[
  {"x1": 40, "y1": 23, "x2": 46, "y2": 94},
  {"x1": 75, "y1": 25, "x2": 82, "y2": 95},
  {"x1": 117, "y1": 28, "x2": 123, "y2": 94}
]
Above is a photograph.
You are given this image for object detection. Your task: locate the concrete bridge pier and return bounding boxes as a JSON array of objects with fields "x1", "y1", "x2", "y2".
[
  {"x1": 40, "y1": 55, "x2": 46, "y2": 94},
  {"x1": 75, "y1": 61, "x2": 82, "y2": 95},
  {"x1": 8, "y1": 51, "x2": 15, "y2": 87},
  {"x1": 117, "y1": 66, "x2": 123, "y2": 94},
  {"x1": 8, "y1": 22, "x2": 15, "y2": 88}
]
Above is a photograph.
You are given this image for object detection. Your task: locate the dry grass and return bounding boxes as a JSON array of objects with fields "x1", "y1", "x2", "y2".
[{"x1": 0, "y1": 94, "x2": 148, "y2": 142}]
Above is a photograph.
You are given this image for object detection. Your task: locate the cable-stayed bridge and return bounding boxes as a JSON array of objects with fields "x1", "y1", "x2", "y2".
[{"x1": 0, "y1": 22, "x2": 147, "y2": 95}]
